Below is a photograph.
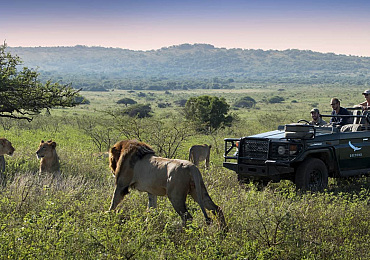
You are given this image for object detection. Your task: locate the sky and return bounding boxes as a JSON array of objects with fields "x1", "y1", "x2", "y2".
[{"x1": 1, "y1": 0, "x2": 370, "y2": 56}]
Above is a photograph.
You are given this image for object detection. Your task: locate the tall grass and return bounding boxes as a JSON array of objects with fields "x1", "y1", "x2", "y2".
[{"x1": 1, "y1": 86, "x2": 370, "y2": 259}]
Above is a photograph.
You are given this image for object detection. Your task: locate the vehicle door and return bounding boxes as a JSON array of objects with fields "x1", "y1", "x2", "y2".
[{"x1": 338, "y1": 131, "x2": 370, "y2": 172}]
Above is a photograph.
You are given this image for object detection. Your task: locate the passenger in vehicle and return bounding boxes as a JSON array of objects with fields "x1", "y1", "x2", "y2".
[
  {"x1": 329, "y1": 98, "x2": 350, "y2": 126},
  {"x1": 309, "y1": 108, "x2": 327, "y2": 126},
  {"x1": 354, "y1": 89, "x2": 370, "y2": 110}
]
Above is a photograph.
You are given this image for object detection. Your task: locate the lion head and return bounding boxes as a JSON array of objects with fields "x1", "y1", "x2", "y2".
[
  {"x1": 109, "y1": 140, "x2": 155, "y2": 175},
  {"x1": 0, "y1": 138, "x2": 15, "y2": 156},
  {"x1": 36, "y1": 140, "x2": 57, "y2": 159}
]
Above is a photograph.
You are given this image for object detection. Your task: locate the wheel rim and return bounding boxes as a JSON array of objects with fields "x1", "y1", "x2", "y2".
[{"x1": 308, "y1": 168, "x2": 323, "y2": 190}]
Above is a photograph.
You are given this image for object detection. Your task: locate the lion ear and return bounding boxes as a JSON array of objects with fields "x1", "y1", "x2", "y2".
[
  {"x1": 51, "y1": 142, "x2": 57, "y2": 148},
  {"x1": 41, "y1": 140, "x2": 44, "y2": 143}
]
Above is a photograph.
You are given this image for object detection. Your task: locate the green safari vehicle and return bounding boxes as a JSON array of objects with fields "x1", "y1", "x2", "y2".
[{"x1": 223, "y1": 111, "x2": 370, "y2": 190}]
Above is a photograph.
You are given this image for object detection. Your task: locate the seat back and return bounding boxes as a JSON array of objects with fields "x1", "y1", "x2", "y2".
[{"x1": 353, "y1": 110, "x2": 362, "y2": 124}]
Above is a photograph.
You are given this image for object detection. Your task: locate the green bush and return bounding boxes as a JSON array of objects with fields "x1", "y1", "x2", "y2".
[
  {"x1": 268, "y1": 96, "x2": 285, "y2": 104},
  {"x1": 234, "y1": 96, "x2": 256, "y2": 108}
]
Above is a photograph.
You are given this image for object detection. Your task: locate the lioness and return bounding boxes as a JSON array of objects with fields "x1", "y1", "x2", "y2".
[
  {"x1": 0, "y1": 138, "x2": 15, "y2": 173},
  {"x1": 0, "y1": 138, "x2": 15, "y2": 156},
  {"x1": 109, "y1": 140, "x2": 227, "y2": 229},
  {"x1": 36, "y1": 140, "x2": 60, "y2": 174},
  {"x1": 188, "y1": 144, "x2": 211, "y2": 168}
]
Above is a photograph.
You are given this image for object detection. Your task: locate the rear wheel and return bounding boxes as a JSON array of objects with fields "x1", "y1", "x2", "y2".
[{"x1": 295, "y1": 158, "x2": 328, "y2": 191}]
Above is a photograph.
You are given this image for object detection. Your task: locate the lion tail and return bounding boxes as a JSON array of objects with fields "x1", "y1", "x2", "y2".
[{"x1": 189, "y1": 165, "x2": 211, "y2": 223}]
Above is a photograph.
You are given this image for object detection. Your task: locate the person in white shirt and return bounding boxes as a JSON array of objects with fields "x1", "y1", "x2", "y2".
[{"x1": 355, "y1": 89, "x2": 370, "y2": 110}]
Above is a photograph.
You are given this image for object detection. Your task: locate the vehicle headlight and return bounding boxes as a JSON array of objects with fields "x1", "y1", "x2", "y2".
[{"x1": 278, "y1": 146, "x2": 286, "y2": 155}]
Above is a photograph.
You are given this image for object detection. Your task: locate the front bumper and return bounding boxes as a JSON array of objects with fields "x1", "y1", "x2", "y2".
[{"x1": 223, "y1": 161, "x2": 294, "y2": 176}]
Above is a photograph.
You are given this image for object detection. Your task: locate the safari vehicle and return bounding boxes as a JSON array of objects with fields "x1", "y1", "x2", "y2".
[{"x1": 223, "y1": 111, "x2": 370, "y2": 190}]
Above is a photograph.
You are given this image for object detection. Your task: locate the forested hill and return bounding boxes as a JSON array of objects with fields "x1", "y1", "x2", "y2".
[{"x1": 8, "y1": 44, "x2": 370, "y2": 90}]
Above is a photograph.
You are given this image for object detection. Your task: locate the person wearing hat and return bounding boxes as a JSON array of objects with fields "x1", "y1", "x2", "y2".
[
  {"x1": 309, "y1": 108, "x2": 327, "y2": 126},
  {"x1": 329, "y1": 98, "x2": 350, "y2": 126},
  {"x1": 355, "y1": 89, "x2": 370, "y2": 110}
]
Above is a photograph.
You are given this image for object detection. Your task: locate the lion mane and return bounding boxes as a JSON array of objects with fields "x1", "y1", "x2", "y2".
[
  {"x1": 108, "y1": 139, "x2": 227, "y2": 229},
  {"x1": 109, "y1": 139, "x2": 155, "y2": 176}
]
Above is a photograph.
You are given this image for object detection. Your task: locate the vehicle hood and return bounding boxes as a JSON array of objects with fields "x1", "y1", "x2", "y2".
[{"x1": 248, "y1": 130, "x2": 286, "y2": 140}]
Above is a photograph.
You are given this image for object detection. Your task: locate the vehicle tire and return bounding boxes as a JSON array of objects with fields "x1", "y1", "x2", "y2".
[{"x1": 295, "y1": 157, "x2": 328, "y2": 191}]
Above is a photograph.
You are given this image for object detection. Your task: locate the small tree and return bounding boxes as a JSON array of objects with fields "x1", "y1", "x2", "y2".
[
  {"x1": 122, "y1": 104, "x2": 152, "y2": 118},
  {"x1": 0, "y1": 43, "x2": 80, "y2": 121},
  {"x1": 234, "y1": 96, "x2": 256, "y2": 108},
  {"x1": 107, "y1": 113, "x2": 194, "y2": 158},
  {"x1": 184, "y1": 95, "x2": 232, "y2": 133},
  {"x1": 116, "y1": 97, "x2": 137, "y2": 106}
]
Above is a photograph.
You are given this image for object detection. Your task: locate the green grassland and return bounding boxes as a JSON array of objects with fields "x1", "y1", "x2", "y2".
[{"x1": 1, "y1": 85, "x2": 370, "y2": 259}]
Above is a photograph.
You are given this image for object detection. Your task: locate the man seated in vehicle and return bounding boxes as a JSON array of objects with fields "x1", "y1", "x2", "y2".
[
  {"x1": 354, "y1": 89, "x2": 370, "y2": 110},
  {"x1": 309, "y1": 108, "x2": 327, "y2": 126},
  {"x1": 329, "y1": 98, "x2": 350, "y2": 126}
]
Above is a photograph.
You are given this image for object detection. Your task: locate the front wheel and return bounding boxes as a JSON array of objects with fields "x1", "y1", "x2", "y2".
[{"x1": 295, "y1": 158, "x2": 328, "y2": 191}]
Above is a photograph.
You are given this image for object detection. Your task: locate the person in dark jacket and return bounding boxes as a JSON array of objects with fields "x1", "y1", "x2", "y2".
[{"x1": 329, "y1": 98, "x2": 350, "y2": 126}]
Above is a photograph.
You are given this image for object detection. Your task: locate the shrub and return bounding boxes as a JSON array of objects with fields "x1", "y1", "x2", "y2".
[
  {"x1": 122, "y1": 104, "x2": 152, "y2": 118},
  {"x1": 268, "y1": 96, "x2": 285, "y2": 104},
  {"x1": 234, "y1": 96, "x2": 256, "y2": 108}
]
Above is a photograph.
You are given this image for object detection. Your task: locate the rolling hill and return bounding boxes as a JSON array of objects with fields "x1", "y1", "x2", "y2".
[{"x1": 8, "y1": 44, "x2": 370, "y2": 90}]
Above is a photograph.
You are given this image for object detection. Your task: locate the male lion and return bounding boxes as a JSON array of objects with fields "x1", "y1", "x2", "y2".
[
  {"x1": 0, "y1": 138, "x2": 15, "y2": 173},
  {"x1": 36, "y1": 140, "x2": 60, "y2": 174},
  {"x1": 188, "y1": 144, "x2": 211, "y2": 168},
  {"x1": 109, "y1": 140, "x2": 227, "y2": 229}
]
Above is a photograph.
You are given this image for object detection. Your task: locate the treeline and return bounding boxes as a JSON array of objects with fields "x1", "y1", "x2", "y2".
[{"x1": 8, "y1": 44, "x2": 370, "y2": 90}]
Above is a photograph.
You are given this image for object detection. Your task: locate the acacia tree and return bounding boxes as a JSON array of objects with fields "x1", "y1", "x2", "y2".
[
  {"x1": 116, "y1": 97, "x2": 137, "y2": 106},
  {"x1": 0, "y1": 43, "x2": 80, "y2": 121}
]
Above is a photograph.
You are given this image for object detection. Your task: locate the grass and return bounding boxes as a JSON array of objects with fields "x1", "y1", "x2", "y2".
[{"x1": 1, "y1": 84, "x2": 370, "y2": 259}]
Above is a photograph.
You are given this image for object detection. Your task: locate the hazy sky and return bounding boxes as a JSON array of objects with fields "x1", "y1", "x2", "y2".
[{"x1": 2, "y1": 0, "x2": 370, "y2": 56}]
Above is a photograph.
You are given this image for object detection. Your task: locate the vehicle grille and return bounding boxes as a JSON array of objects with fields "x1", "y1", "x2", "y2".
[{"x1": 241, "y1": 139, "x2": 269, "y2": 160}]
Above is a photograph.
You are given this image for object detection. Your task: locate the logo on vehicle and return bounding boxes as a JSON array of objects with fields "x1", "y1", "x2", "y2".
[{"x1": 348, "y1": 141, "x2": 361, "y2": 152}]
